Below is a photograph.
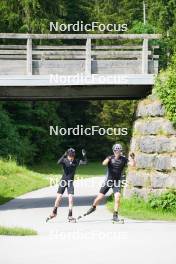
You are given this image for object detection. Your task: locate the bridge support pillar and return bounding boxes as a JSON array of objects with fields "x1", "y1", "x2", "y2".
[{"x1": 124, "y1": 95, "x2": 176, "y2": 198}]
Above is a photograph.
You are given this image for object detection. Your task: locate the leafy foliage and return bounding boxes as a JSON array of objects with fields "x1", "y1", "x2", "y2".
[
  {"x1": 107, "y1": 191, "x2": 176, "y2": 220},
  {"x1": 154, "y1": 53, "x2": 176, "y2": 127},
  {"x1": 0, "y1": 0, "x2": 175, "y2": 164},
  {"x1": 0, "y1": 100, "x2": 136, "y2": 163},
  {"x1": 148, "y1": 189, "x2": 176, "y2": 212}
]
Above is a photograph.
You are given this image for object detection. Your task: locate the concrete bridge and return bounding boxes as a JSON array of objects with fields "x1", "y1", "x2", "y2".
[{"x1": 0, "y1": 33, "x2": 161, "y2": 100}]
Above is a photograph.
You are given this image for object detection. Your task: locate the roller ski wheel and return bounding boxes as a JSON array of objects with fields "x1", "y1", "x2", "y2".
[
  {"x1": 77, "y1": 215, "x2": 83, "y2": 220},
  {"x1": 68, "y1": 217, "x2": 77, "y2": 223},
  {"x1": 112, "y1": 212, "x2": 124, "y2": 224},
  {"x1": 112, "y1": 219, "x2": 124, "y2": 224}
]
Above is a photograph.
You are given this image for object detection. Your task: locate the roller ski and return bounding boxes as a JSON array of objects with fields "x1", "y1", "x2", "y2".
[
  {"x1": 68, "y1": 216, "x2": 77, "y2": 223},
  {"x1": 77, "y1": 205, "x2": 96, "y2": 221},
  {"x1": 112, "y1": 212, "x2": 124, "y2": 224},
  {"x1": 46, "y1": 207, "x2": 57, "y2": 223},
  {"x1": 68, "y1": 209, "x2": 77, "y2": 223}
]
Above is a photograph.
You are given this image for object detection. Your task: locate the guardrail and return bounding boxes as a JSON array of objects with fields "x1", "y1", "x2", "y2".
[{"x1": 0, "y1": 33, "x2": 161, "y2": 76}]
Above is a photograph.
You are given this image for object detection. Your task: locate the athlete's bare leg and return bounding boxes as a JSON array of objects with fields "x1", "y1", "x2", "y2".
[
  {"x1": 54, "y1": 193, "x2": 62, "y2": 208},
  {"x1": 68, "y1": 194, "x2": 74, "y2": 220},
  {"x1": 68, "y1": 194, "x2": 73, "y2": 210},
  {"x1": 114, "y1": 192, "x2": 121, "y2": 212},
  {"x1": 93, "y1": 193, "x2": 105, "y2": 207},
  {"x1": 50, "y1": 193, "x2": 62, "y2": 218},
  {"x1": 81, "y1": 193, "x2": 105, "y2": 217}
]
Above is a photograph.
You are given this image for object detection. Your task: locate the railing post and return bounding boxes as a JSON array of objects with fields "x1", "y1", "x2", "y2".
[
  {"x1": 27, "y1": 36, "x2": 32, "y2": 75},
  {"x1": 142, "y1": 38, "x2": 148, "y2": 74},
  {"x1": 85, "y1": 37, "x2": 91, "y2": 75}
]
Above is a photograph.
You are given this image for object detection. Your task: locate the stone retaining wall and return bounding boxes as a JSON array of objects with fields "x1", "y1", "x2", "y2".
[{"x1": 124, "y1": 95, "x2": 176, "y2": 198}]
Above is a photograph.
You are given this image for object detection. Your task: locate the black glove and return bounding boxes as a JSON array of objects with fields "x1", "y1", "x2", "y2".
[{"x1": 130, "y1": 152, "x2": 135, "y2": 159}]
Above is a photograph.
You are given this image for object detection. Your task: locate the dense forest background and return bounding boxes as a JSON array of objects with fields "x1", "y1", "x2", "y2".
[{"x1": 0, "y1": 0, "x2": 175, "y2": 164}]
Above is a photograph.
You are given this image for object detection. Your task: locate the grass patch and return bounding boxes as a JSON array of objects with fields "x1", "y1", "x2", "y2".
[
  {"x1": 0, "y1": 226, "x2": 37, "y2": 236},
  {"x1": 76, "y1": 162, "x2": 105, "y2": 178},
  {"x1": 0, "y1": 159, "x2": 49, "y2": 205},
  {"x1": 107, "y1": 195, "x2": 176, "y2": 221},
  {"x1": 0, "y1": 159, "x2": 104, "y2": 205},
  {"x1": 30, "y1": 160, "x2": 105, "y2": 179}
]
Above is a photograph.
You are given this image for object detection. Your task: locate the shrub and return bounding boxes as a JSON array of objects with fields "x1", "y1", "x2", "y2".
[
  {"x1": 148, "y1": 189, "x2": 176, "y2": 212},
  {"x1": 154, "y1": 53, "x2": 176, "y2": 128}
]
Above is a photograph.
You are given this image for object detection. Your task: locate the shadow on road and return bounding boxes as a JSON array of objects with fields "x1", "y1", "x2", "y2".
[{"x1": 0, "y1": 195, "x2": 106, "y2": 211}]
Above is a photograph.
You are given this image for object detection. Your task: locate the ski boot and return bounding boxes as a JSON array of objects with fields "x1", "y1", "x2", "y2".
[
  {"x1": 77, "y1": 205, "x2": 96, "y2": 220},
  {"x1": 46, "y1": 207, "x2": 57, "y2": 222},
  {"x1": 112, "y1": 211, "x2": 124, "y2": 224}
]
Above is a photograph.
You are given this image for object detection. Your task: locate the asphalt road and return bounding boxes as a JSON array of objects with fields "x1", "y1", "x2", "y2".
[{"x1": 0, "y1": 177, "x2": 176, "y2": 264}]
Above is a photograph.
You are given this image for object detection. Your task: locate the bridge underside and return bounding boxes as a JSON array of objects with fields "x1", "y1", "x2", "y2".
[{"x1": 0, "y1": 74, "x2": 154, "y2": 100}]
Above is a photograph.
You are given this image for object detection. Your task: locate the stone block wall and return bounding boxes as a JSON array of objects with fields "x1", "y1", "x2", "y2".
[{"x1": 124, "y1": 95, "x2": 176, "y2": 199}]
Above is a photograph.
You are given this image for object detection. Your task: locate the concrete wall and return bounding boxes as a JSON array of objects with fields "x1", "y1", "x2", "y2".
[{"x1": 124, "y1": 95, "x2": 176, "y2": 198}]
